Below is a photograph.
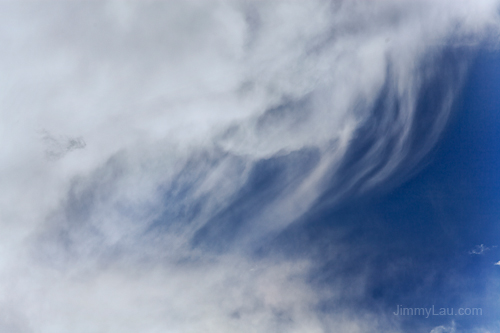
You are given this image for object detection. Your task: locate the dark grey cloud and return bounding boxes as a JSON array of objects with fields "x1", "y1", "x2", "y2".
[{"x1": 42, "y1": 131, "x2": 86, "y2": 160}]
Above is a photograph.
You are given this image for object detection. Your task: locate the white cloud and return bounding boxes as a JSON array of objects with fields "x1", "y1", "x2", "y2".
[
  {"x1": 430, "y1": 322, "x2": 456, "y2": 333},
  {"x1": 0, "y1": 0, "x2": 499, "y2": 332},
  {"x1": 469, "y1": 244, "x2": 491, "y2": 255}
]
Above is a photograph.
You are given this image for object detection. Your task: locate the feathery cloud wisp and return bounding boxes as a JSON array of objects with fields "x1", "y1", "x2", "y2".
[{"x1": 0, "y1": 1, "x2": 499, "y2": 332}]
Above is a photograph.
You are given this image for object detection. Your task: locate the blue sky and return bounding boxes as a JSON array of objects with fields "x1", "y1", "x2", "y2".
[{"x1": 0, "y1": 1, "x2": 500, "y2": 332}]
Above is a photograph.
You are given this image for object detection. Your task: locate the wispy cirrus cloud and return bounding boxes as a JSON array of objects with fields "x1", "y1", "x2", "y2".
[{"x1": 0, "y1": 1, "x2": 499, "y2": 332}]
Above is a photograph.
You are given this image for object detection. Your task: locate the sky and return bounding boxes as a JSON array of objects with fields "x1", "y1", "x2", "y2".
[{"x1": 0, "y1": 1, "x2": 500, "y2": 332}]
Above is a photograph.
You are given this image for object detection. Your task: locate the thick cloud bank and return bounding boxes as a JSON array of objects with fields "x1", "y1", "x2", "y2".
[{"x1": 0, "y1": 1, "x2": 499, "y2": 332}]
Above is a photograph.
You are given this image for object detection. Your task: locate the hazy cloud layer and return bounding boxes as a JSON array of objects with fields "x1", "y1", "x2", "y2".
[{"x1": 0, "y1": 1, "x2": 499, "y2": 332}]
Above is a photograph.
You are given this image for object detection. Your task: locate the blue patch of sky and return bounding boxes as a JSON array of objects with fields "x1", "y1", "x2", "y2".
[{"x1": 257, "y1": 49, "x2": 500, "y2": 332}]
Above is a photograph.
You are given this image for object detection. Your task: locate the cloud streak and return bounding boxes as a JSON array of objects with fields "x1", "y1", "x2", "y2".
[{"x1": 0, "y1": 1, "x2": 499, "y2": 332}]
